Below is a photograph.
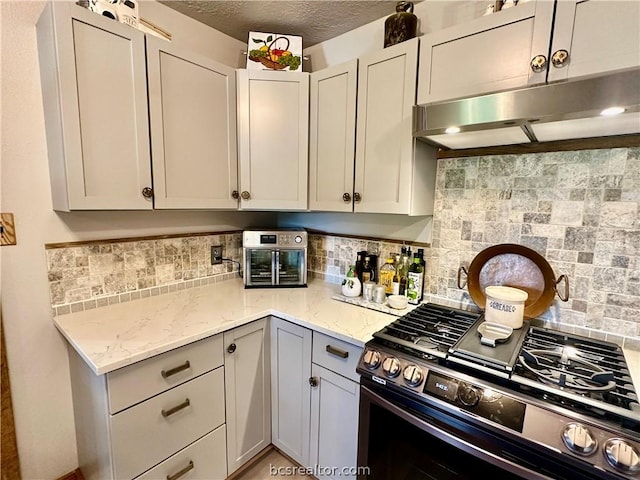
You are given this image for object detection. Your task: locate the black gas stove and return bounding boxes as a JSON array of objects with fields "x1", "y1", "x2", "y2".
[{"x1": 357, "y1": 302, "x2": 640, "y2": 480}]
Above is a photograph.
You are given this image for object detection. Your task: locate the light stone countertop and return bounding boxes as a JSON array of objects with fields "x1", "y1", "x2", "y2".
[
  {"x1": 53, "y1": 278, "x2": 399, "y2": 375},
  {"x1": 54, "y1": 277, "x2": 640, "y2": 390}
]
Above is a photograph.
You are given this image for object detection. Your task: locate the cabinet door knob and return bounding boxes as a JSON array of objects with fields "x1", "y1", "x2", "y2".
[
  {"x1": 232, "y1": 190, "x2": 240, "y2": 200},
  {"x1": 551, "y1": 49, "x2": 569, "y2": 68},
  {"x1": 342, "y1": 192, "x2": 351, "y2": 202},
  {"x1": 309, "y1": 376, "x2": 318, "y2": 387},
  {"x1": 241, "y1": 191, "x2": 251, "y2": 200},
  {"x1": 142, "y1": 187, "x2": 153, "y2": 199},
  {"x1": 530, "y1": 54, "x2": 547, "y2": 73},
  {"x1": 353, "y1": 192, "x2": 362, "y2": 203},
  {"x1": 227, "y1": 343, "x2": 237, "y2": 354}
]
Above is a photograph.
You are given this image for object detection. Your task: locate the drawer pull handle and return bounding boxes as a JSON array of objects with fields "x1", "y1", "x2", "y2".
[
  {"x1": 326, "y1": 345, "x2": 349, "y2": 359},
  {"x1": 166, "y1": 460, "x2": 194, "y2": 480},
  {"x1": 161, "y1": 360, "x2": 191, "y2": 379},
  {"x1": 161, "y1": 398, "x2": 190, "y2": 418}
]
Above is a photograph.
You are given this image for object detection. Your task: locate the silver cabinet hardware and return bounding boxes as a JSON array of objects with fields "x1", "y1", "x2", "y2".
[
  {"x1": 353, "y1": 192, "x2": 362, "y2": 202},
  {"x1": 227, "y1": 343, "x2": 237, "y2": 354},
  {"x1": 342, "y1": 192, "x2": 351, "y2": 202},
  {"x1": 231, "y1": 190, "x2": 239, "y2": 199},
  {"x1": 142, "y1": 187, "x2": 153, "y2": 198},
  {"x1": 161, "y1": 398, "x2": 190, "y2": 417},
  {"x1": 166, "y1": 460, "x2": 194, "y2": 480},
  {"x1": 309, "y1": 376, "x2": 318, "y2": 387},
  {"x1": 241, "y1": 191, "x2": 251, "y2": 200},
  {"x1": 161, "y1": 361, "x2": 191, "y2": 379},
  {"x1": 326, "y1": 345, "x2": 349, "y2": 359}
]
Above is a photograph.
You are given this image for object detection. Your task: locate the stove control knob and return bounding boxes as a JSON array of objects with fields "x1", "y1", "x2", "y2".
[
  {"x1": 457, "y1": 383, "x2": 480, "y2": 406},
  {"x1": 381, "y1": 356, "x2": 401, "y2": 378},
  {"x1": 362, "y1": 350, "x2": 381, "y2": 370},
  {"x1": 402, "y1": 365, "x2": 424, "y2": 387},
  {"x1": 562, "y1": 423, "x2": 598, "y2": 456},
  {"x1": 604, "y1": 439, "x2": 640, "y2": 473}
]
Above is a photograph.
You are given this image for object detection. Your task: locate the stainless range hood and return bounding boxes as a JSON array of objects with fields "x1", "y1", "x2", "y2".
[{"x1": 413, "y1": 69, "x2": 640, "y2": 149}]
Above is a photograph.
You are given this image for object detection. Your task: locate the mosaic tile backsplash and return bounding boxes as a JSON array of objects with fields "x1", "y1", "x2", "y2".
[
  {"x1": 308, "y1": 147, "x2": 640, "y2": 349},
  {"x1": 46, "y1": 233, "x2": 242, "y2": 314}
]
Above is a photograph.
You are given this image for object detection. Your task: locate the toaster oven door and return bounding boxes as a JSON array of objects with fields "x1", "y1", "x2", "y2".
[
  {"x1": 277, "y1": 249, "x2": 307, "y2": 286},
  {"x1": 245, "y1": 249, "x2": 276, "y2": 286}
]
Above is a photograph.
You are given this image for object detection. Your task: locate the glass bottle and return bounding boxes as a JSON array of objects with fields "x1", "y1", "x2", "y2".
[
  {"x1": 415, "y1": 248, "x2": 426, "y2": 300},
  {"x1": 362, "y1": 256, "x2": 374, "y2": 283},
  {"x1": 398, "y1": 247, "x2": 408, "y2": 295},
  {"x1": 407, "y1": 257, "x2": 424, "y2": 305},
  {"x1": 392, "y1": 253, "x2": 401, "y2": 295},
  {"x1": 379, "y1": 258, "x2": 396, "y2": 294}
]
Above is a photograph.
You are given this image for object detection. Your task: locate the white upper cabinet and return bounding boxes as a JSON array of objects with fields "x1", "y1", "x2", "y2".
[
  {"x1": 417, "y1": 1, "x2": 554, "y2": 105},
  {"x1": 548, "y1": 0, "x2": 640, "y2": 82},
  {"x1": 146, "y1": 37, "x2": 238, "y2": 209},
  {"x1": 355, "y1": 38, "x2": 437, "y2": 216},
  {"x1": 237, "y1": 70, "x2": 309, "y2": 211},
  {"x1": 37, "y1": 2, "x2": 152, "y2": 210},
  {"x1": 309, "y1": 60, "x2": 358, "y2": 212}
]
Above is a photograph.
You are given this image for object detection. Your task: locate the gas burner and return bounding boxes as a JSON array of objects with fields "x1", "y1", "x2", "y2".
[{"x1": 519, "y1": 348, "x2": 617, "y2": 392}]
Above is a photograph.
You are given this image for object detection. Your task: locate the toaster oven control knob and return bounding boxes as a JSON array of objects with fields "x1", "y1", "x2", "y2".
[
  {"x1": 362, "y1": 350, "x2": 381, "y2": 370},
  {"x1": 382, "y1": 356, "x2": 401, "y2": 378},
  {"x1": 562, "y1": 423, "x2": 598, "y2": 456},
  {"x1": 604, "y1": 439, "x2": 640, "y2": 473},
  {"x1": 402, "y1": 365, "x2": 423, "y2": 387}
]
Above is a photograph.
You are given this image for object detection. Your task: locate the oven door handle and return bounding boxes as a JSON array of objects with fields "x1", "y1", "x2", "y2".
[{"x1": 361, "y1": 386, "x2": 553, "y2": 480}]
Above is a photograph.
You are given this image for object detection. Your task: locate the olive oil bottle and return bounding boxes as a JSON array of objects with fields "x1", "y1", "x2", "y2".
[{"x1": 406, "y1": 256, "x2": 424, "y2": 305}]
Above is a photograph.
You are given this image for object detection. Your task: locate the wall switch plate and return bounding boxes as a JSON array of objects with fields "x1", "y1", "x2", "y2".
[{"x1": 211, "y1": 245, "x2": 222, "y2": 265}]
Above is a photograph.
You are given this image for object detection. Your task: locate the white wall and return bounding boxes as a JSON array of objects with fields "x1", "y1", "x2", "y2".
[{"x1": 0, "y1": 2, "x2": 273, "y2": 478}]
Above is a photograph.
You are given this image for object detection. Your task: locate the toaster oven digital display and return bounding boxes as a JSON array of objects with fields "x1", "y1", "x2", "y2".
[{"x1": 260, "y1": 234, "x2": 277, "y2": 244}]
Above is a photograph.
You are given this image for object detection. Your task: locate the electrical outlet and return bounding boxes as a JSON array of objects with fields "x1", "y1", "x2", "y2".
[{"x1": 211, "y1": 245, "x2": 223, "y2": 265}]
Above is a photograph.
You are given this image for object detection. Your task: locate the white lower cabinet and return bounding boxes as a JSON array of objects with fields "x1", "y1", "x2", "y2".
[
  {"x1": 309, "y1": 364, "x2": 360, "y2": 480},
  {"x1": 135, "y1": 423, "x2": 227, "y2": 480},
  {"x1": 270, "y1": 319, "x2": 362, "y2": 477},
  {"x1": 270, "y1": 317, "x2": 312, "y2": 465},
  {"x1": 224, "y1": 317, "x2": 271, "y2": 475},
  {"x1": 68, "y1": 335, "x2": 227, "y2": 480}
]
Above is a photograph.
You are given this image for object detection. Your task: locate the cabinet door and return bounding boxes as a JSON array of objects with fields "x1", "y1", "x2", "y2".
[
  {"x1": 270, "y1": 318, "x2": 312, "y2": 466},
  {"x1": 417, "y1": 1, "x2": 554, "y2": 105},
  {"x1": 309, "y1": 364, "x2": 360, "y2": 479},
  {"x1": 224, "y1": 318, "x2": 271, "y2": 474},
  {"x1": 237, "y1": 70, "x2": 309, "y2": 210},
  {"x1": 36, "y1": 2, "x2": 152, "y2": 210},
  {"x1": 548, "y1": 0, "x2": 640, "y2": 82},
  {"x1": 309, "y1": 60, "x2": 358, "y2": 212},
  {"x1": 146, "y1": 37, "x2": 238, "y2": 209},
  {"x1": 354, "y1": 38, "x2": 418, "y2": 214}
]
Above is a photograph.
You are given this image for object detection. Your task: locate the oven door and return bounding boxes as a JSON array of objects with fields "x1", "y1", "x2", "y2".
[
  {"x1": 357, "y1": 380, "x2": 612, "y2": 480},
  {"x1": 277, "y1": 249, "x2": 306, "y2": 286},
  {"x1": 244, "y1": 248, "x2": 276, "y2": 286}
]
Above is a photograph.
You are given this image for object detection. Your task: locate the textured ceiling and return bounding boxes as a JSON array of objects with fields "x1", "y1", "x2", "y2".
[{"x1": 159, "y1": 1, "x2": 401, "y2": 47}]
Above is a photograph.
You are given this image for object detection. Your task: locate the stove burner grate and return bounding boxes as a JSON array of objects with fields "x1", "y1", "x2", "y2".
[{"x1": 519, "y1": 348, "x2": 617, "y2": 392}]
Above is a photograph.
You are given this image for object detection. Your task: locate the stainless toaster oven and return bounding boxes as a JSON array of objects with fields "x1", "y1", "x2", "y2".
[{"x1": 242, "y1": 229, "x2": 307, "y2": 288}]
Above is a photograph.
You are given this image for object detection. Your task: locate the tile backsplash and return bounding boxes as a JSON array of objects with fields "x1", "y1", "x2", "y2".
[
  {"x1": 46, "y1": 147, "x2": 639, "y2": 349},
  {"x1": 46, "y1": 233, "x2": 242, "y2": 314},
  {"x1": 309, "y1": 147, "x2": 640, "y2": 349}
]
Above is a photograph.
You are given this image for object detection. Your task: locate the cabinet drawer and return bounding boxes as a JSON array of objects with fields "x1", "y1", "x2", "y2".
[
  {"x1": 312, "y1": 332, "x2": 362, "y2": 383},
  {"x1": 110, "y1": 367, "x2": 225, "y2": 480},
  {"x1": 107, "y1": 334, "x2": 223, "y2": 414},
  {"x1": 134, "y1": 424, "x2": 227, "y2": 480}
]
